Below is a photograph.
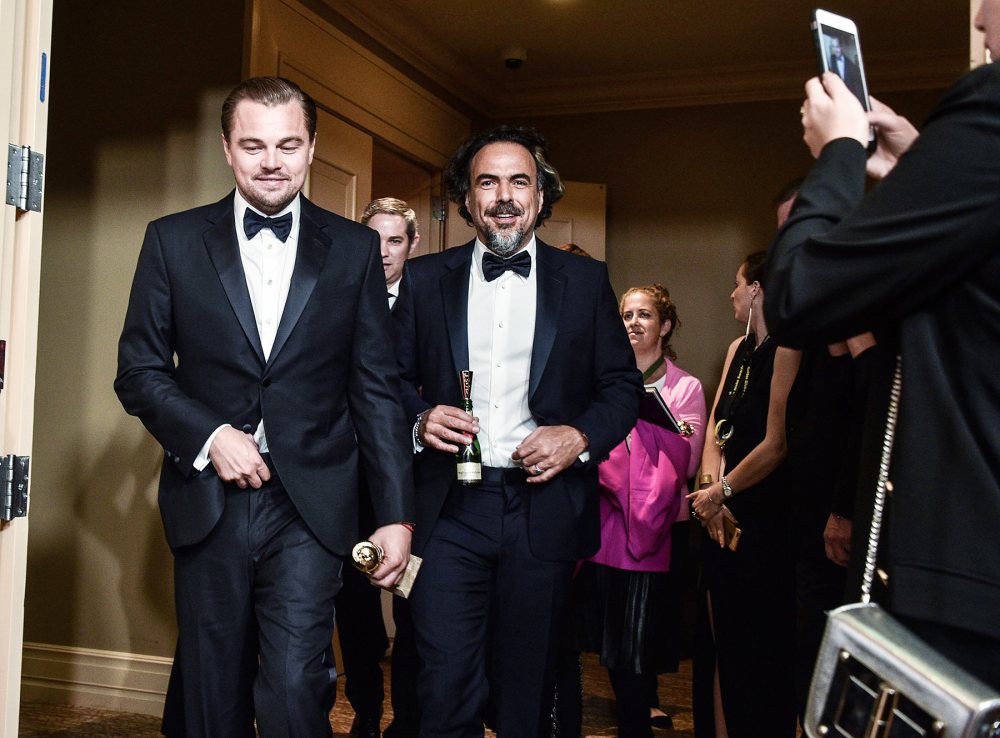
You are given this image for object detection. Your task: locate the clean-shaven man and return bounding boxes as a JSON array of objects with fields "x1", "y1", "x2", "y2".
[
  {"x1": 336, "y1": 197, "x2": 422, "y2": 738},
  {"x1": 116, "y1": 77, "x2": 413, "y2": 738}
]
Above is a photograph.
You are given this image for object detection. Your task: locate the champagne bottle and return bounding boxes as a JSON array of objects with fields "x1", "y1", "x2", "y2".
[{"x1": 456, "y1": 370, "x2": 482, "y2": 485}]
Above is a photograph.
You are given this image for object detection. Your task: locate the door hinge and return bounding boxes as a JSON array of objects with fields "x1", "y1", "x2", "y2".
[
  {"x1": 1, "y1": 455, "x2": 29, "y2": 521},
  {"x1": 431, "y1": 197, "x2": 447, "y2": 222},
  {"x1": 6, "y1": 144, "x2": 44, "y2": 212}
]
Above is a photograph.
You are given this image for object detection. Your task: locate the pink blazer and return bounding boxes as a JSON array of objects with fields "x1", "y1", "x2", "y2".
[{"x1": 588, "y1": 360, "x2": 707, "y2": 572}]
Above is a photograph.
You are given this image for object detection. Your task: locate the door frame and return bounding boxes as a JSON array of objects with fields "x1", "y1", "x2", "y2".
[{"x1": 0, "y1": 0, "x2": 53, "y2": 734}]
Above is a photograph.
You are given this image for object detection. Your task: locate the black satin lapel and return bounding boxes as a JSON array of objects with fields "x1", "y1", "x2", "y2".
[
  {"x1": 204, "y1": 210, "x2": 265, "y2": 363},
  {"x1": 529, "y1": 253, "x2": 566, "y2": 399},
  {"x1": 441, "y1": 252, "x2": 472, "y2": 375},
  {"x1": 267, "y1": 218, "x2": 328, "y2": 367}
]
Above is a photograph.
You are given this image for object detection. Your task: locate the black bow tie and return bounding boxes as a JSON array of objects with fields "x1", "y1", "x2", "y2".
[
  {"x1": 243, "y1": 209, "x2": 293, "y2": 242},
  {"x1": 482, "y1": 250, "x2": 531, "y2": 282}
]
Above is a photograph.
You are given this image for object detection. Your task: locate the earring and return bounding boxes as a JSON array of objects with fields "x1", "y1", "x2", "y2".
[{"x1": 744, "y1": 303, "x2": 753, "y2": 340}]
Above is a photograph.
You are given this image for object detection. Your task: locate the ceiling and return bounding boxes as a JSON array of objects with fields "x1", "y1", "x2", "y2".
[{"x1": 319, "y1": 0, "x2": 975, "y2": 118}]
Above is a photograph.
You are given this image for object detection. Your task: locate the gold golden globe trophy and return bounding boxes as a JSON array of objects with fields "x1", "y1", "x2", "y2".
[{"x1": 351, "y1": 540, "x2": 421, "y2": 598}]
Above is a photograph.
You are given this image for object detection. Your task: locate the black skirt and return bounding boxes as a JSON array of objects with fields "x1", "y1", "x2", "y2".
[{"x1": 571, "y1": 560, "x2": 680, "y2": 675}]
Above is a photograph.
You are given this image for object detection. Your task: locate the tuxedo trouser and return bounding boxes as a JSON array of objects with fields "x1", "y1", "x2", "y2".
[
  {"x1": 383, "y1": 594, "x2": 423, "y2": 738},
  {"x1": 336, "y1": 473, "x2": 389, "y2": 722},
  {"x1": 335, "y1": 561, "x2": 388, "y2": 719},
  {"x1": 163, "y1": 469, "x2": 342, "y2": 738},
  {"x1": 410, "y1": 472, "x2": 574, "y2": 738}
]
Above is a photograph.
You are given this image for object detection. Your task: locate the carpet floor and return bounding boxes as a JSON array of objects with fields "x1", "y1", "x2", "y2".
[{"x1": 19, "y1": 653, "x2": 694, "y2": 737}]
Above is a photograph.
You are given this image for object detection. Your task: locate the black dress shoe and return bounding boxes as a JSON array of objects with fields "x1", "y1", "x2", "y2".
[
  {"x1": 349, "y1": 714, "x2": 382, "y2": 738},
  {"x1": 650, "y1": 712, "x2": 673, "y2": 730}
]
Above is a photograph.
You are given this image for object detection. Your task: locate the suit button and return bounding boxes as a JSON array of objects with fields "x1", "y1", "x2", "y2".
[
  {"x1": 241, "y1": 424, "x2": 254, "y2": 433},
  {"x1": 262, "y1": 377, "x2": 272, "y2": 387}
]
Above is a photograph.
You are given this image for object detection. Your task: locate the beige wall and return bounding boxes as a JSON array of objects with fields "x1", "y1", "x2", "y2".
[
  {"x1": 511, "y1": 87, "x2": 947, "y2": 398},
  {"x1": 27, "y1": 0, "x2": 245, "y2": 657},
  {"x1": 26, "y1": 0, "x2": 954, "y2": 667}
]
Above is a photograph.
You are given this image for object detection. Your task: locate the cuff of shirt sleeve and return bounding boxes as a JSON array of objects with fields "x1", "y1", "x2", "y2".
[{"x1": 194, "y1": 424, "x2": 230, "y2": 471}]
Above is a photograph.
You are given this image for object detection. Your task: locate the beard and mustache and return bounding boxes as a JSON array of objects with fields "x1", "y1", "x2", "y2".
[{"x1": 482, "y1": 201, "x2": 528, "y2": 257}]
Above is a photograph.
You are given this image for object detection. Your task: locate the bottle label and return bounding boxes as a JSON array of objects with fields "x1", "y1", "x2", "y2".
[
  {"x1": 457, "y1": 461, "x2": 482, "y2": 482},
  {"x1": 459, "y1": 370, "x2": 474, "y2": 403}
]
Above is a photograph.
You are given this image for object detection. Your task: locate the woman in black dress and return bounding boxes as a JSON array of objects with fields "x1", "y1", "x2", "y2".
[{"x1": 687, "y1": 252, "x2": 801, "y2": 738}]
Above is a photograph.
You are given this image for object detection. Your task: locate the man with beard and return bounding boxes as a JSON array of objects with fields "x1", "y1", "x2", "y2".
[
  {"x1": 827, "y1": 35, "x2": 866, "y2": 104},
  {"x1": 115, "y1": 77, "x2": 413, "y2": 737},
  {"x1": 392, "y1": 125, "x2": 642, "y2": 737}
]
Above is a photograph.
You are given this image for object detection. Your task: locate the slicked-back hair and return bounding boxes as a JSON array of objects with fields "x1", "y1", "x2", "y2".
[
  {"x1": 742, "y1": 250, "x2": 769, "y2": 290},
  {"x1": 361, "y1": 197, "x2": 419, "y2": 243},
  {"x1": 221, "y1": 77, "x2": 317, "y2": 142},
  {"x1": 445, "y1": 125, "x2": 565, "y2": 229}
]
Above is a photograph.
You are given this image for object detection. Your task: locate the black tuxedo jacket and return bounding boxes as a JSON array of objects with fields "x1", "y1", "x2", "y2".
[
  {"x1": 765, "y1": 62, "x2": 1000, "y2": 639},
  {"x1": 116, "y1": 193, "x2": 414, "y2": 554},
  {"x1": 831, "y1": 54, "x2": 865, "y2": 102},
  {"x1": 393, "y1": 239, "x2": 642, "y2": 561}
]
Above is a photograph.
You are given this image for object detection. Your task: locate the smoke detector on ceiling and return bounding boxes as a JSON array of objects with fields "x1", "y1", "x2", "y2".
[{"x1": 500, "y1": 46, "x2": 528, "y2": 70}]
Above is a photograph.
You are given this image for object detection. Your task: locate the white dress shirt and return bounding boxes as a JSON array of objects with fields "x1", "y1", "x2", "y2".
[
  {"x1": 468, "y1": 238, "x2": 538, "y2": 468},
  {"x1": 387, "y1": 277, "x2": 402, "y2": 311},
  {"x1": 193, "y1": 190, "x2": 301, "y2": 469}
]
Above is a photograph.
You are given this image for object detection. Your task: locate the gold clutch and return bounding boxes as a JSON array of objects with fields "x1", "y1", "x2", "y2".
[{"x1": 722, "y1": 515, "x2": 742, "y2": 552}]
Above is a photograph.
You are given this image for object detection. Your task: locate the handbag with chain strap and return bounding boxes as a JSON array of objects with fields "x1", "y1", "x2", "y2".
[{"x1": 805, "y1": 357, "x2": 1000, "y2": 738}]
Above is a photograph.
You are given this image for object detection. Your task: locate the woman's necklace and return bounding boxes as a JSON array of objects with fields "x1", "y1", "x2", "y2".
[
  {"x1": 641, "y1": 355, "x2": 665, "y2": 383},
  {"x1": 727, "y1": 334, "x2": 770, "y2": 399}
]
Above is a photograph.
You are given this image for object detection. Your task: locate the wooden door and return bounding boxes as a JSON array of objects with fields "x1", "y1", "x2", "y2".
[
  {"x1": 308, "y1": 109, "x2": 373, "y2": 220},
  {"x1": 0, "y1": 0, "x2": 53, "y2": 733}
]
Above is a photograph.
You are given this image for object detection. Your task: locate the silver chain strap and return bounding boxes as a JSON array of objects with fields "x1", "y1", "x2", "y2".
[{"x1": 861, "y1": 355, "x2": 903, "y2": 603}]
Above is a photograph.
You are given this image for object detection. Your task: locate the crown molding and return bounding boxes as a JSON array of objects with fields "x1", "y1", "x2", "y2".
[
  {"x1": 318, "y1": 2, "x2": 966, "y2": 118},
  {"x1": 311, "y1": 0, "x2": 494, "y2": 116},
  {"x1": 488, "y1": 50, "x2": 969, "y2": 118}
]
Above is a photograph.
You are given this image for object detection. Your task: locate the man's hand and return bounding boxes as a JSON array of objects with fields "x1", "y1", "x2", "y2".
[
  {"x1": 801, "y1": 73, "x2": 869, "y2": 158},
  {"x1": 418, "y1": 405, "x2": 479, "y2": 454},
  {"x1": 512, "y1": 425, "x2": 588, "y2": 484},
  {"x1": 824, "y1": 514, "x2": 853, "y2": 567},
  {"x1": 865, "y1": 96, "x2": 919, "y2": 180},
  {"x1": 367, "y1": 523, "x2": 412, "y2": 589},
  {"x1": 209, "y1": 426, "x2": 270, "y2": 489}
]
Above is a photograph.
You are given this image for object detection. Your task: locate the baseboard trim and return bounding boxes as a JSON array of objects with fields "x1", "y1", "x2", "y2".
[{"x1": 21, "y1": 642, "x2": 171, "y2": 717}]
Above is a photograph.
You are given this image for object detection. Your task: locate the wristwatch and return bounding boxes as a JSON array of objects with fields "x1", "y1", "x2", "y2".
[
  {"x1": 412, "y1": 410, "x2": 429, "y2": 452},
  {"x1": 721, "y1": 475, "x2": 733, "y2": 499}
]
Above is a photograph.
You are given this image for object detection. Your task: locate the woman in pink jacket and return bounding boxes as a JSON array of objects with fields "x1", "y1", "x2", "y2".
[{"x1": 573, "y1": 283, "x2": 707, "y2": 738}]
